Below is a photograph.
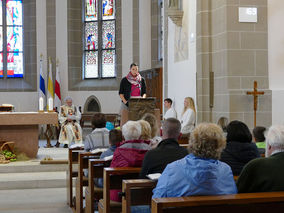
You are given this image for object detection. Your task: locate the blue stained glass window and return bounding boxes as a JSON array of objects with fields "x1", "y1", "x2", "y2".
[
  {"x1": 84, "y1": 0, "x2": 116, "y2": 79},
  {"x1": 0, "y1": 0, "x2": 23, "y2": 78}
]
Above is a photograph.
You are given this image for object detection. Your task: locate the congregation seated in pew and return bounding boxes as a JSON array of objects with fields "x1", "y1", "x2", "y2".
[
  {"x1": 220, "y1": 120, "x2": 260, "y2": 176},
  {"x1": 110, "y1": 120, "x2": 151, "y2": 202},
  {"x1": 57, "y1": 96, "x2": 83, "y2": 148},
  {"x1": 153, "y1": 123, "x2": 237, "y2": 198},
  {"x1": 253, "y1": 126, "x2": 266, "y2": 155},
  {"x1": 140, "y1": 118, "x2": 188, "y2": 179},
  {"x1": 237, "y1": 125, "x2": 284, "y2": 193},
  {"x1": 84, "y1": 113, "x2": 110, "y2": 152}
]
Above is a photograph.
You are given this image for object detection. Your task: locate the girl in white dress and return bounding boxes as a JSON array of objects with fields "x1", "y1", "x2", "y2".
[{"x1": 180, "y1": 97, "x2": 196, "y2": 135}]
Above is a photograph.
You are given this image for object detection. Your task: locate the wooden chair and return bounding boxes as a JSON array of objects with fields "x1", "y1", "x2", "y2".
[
  {"x1": 98, "y1": 167, "x2": 141, "y2": 213},
  {"x1": 66, "y1": 147, "x2": 84, "y2": 208},
  {"x1": 75, "y1": 152, "x2": 102, "y2": 213},
  {"x1": 85, "y1": 159, "x2": 112, "y2": 213},
  {"x1": 151, "y1": 191, "x2": 284, "y2": 213},
  {"x1": 122, "y1": 179, "x2": 157, "y2": 213}
]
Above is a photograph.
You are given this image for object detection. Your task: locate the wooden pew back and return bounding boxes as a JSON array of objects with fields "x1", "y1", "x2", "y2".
[
  {"x1": 122, "y1": 179, "x2": 157, "y2": 213},
  {"x1": 151, "y1": 191, "x2": 284, "y2": 213},
  {"x1": 85, "y1": 159, "x2": 112, "y2": 213},
  {"x1": 67, "y1": 147, "x2": 84, "y2": 207},
  {"x1": 75, "y1": 152, "x2": 102, "y2": 213},
  {"x1": 99, "y1": 167, "x2": 141, "y2": 213}
]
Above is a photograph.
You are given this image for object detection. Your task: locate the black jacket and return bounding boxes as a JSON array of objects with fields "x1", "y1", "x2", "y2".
[
  {"x1": 220, "y1": 141, "x2": 260, "y2": 176},
  {"x1": 140, "y1": 138, "x2": 188, "y2": 178},
  {"x1": 119, "y1": 77, "x2": 146, "y2": 102}
]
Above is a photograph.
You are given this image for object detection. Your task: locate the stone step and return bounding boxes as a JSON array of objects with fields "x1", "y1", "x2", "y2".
[
  {"x1": 0, "y1": 171, "x2": 67, "y2": 190},
  {"x1": 0, "y1": 161, "x2": 68, "y2": 173}
]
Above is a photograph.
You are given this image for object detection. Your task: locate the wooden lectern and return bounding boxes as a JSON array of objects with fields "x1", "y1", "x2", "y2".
[{"x1": 120, "y1": 97, "x2": 160, "y2": 127}]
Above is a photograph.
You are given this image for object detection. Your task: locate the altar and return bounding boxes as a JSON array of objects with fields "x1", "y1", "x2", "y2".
[{"x1": 0, "y1": 112, "x2": 58, "y2": 158}]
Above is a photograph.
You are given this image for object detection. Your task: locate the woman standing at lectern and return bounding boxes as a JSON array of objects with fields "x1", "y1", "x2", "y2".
[{"x1": 119, "y1": 63, "x2": 146, "y2": 112}]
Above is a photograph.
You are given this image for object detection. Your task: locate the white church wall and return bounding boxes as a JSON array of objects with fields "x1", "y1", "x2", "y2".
[
  {"x1": 268, "y1": 0, "x2": 284, "y2": 125},
  {"x1": 167, "y1": 0, "x2": 196, "y2": 119},
  {"x1": 139, "y1": 0, "x2": 151, "y2": 71},
  {"x1": 54, "y1": 0, "x2": 133, "y2": 113}
]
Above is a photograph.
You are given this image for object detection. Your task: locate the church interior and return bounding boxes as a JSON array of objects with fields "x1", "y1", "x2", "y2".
[{"x1": 1, "y1": 0, "x2": 284, "y2": 212}]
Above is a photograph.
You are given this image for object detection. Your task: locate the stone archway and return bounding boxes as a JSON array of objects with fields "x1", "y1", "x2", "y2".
[{"x1": 83, "y1": 96, "x2": 101, "y2": 113}]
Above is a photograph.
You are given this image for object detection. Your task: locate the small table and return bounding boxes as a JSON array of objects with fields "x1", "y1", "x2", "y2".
[{"x1": 0, "y1": 112, "x2": 58, "y2": 158}]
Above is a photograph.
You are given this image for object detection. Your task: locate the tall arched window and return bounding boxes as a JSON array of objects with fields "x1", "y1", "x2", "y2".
[
  {"x1": 0, "y1": 0, "x2": 23, "y2": 78},
  {"x1": 84, "y1": 0, "x2": 116, "y2": 79}
]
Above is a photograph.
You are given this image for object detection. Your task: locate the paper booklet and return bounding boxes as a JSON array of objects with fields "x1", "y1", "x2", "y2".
[
  {"x1": 146, "y1": 173, "x2": 161, "y2": 180},
  {"x1": 91, "y1": 148, "x2": 108, "y2": 154},
  {"x1": 103, "y1": 155, "x2": 113, "y2": 161},
  {"x1": 70, "y1": 143, "x2": 84, "y2": 149}
]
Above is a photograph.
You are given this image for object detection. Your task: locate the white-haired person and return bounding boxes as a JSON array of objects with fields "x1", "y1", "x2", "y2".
[
  {"x1": 237, "y1": 125, "x2": 284, "y2": 193},
  {"x1": 152, "y1": 123, "x2": 237, "y2": 198},
  {"x1": 57, "y1": 96, "x2": 82, "y2": 148},
  {"x1": 110, "y1": 120, "x2": 151, "y2": 202}
]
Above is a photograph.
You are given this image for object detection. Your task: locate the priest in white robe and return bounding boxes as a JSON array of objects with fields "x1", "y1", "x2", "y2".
[{"x1": 58, "y1": 96, "x2": 82, "y2": 147}]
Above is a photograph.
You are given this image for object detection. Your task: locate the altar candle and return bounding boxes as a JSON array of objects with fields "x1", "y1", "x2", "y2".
[
  {"x1": 48, "y1": 98, "x2": 53, "y2": 111},
  {"x1": 39, "y1": 97, "x2": 44, "y2": 111}
]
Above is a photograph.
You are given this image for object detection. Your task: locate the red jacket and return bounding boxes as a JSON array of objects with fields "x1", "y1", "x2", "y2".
[{"x1": 110, "y1": 139, "x2": 150, "y2": 201}]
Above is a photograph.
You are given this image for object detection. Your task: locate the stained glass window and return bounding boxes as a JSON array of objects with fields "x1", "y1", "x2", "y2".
[
  {"x1": 0, "y1": 0, "x2": 23, "y2": 78},
  {"x1": 84, "y1": 0, "x2": 116, "y2": 79}
]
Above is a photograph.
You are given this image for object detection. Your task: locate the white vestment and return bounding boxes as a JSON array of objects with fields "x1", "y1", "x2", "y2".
[
  {"x1": 58, "y1": 105, "x2": 83, "y2": 145},
  {"x1": 164, "y1": 107, "x2": 177, "y2": 119},
  {"x1": 180, "y1": 108, "x2": 195, "y2": 134}
]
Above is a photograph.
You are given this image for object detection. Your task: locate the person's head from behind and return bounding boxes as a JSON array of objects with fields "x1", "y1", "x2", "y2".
[
  {"x1": 253, "y1": 126, "x2": 266, "y2": 142},
  {"x1": 183, "y1": 97, "x2": 196, "y2": 114},
  {"x1": 138, "y1": 120, "x2": 152, "y2": 141},
  {"x1": 141, "y1": 113, "x2": 158, "y2": 138},
  {"x1": 226, "y1": 120, "x2": 252, "y2": 143},
  {"x1": 91, "y1": 113, "x2": 106, "y2": 129},
  {"x1": 217, "y1": 117, "x2": 228, "y2": 132},
  {"x1": 109, "y1": 129, "x2": 122, "y2": 146},
  {"x1": 130, "y1": 63, "x2": 139, "y2": 77},
  {"x1": 164, "y1": 98, "x2": 173, "y2": 109},
  {"x1": 65, "y1": 96, "x2": 73, "y2": 107},
  {"x1": 162, "y1": 118, "x2": 181, "y2": 140},
  {"x1": 189, "y1": 123, "x2": 226, "y2": 160},
  {"x1": 265, "y1": 125, "x2": 284, "y2": 157},
  {"x1": 122, "y1": 120, "x2": 141, "y2": 141}
]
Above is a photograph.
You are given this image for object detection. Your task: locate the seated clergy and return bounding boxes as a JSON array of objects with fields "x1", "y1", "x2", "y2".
[
  {"x1": 237, "y1": 125, "x2": 284, "y2": 193},
  {"x1": 152, "y1": 123, "x2": 237, "y2": 198},
  {"x1": 58, "y1": 96, "x2": 82, "y2": 148}
]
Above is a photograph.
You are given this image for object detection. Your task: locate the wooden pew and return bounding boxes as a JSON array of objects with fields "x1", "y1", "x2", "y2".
[
  {"x1": 75, "y1": 152, "x2": 102, "y2": 213},
  {"x1": 85, "y1": 159, "x2": 112, "y2": 213},
  {"x1": 98, "y1": 167, "x2": 141, "y2": 213},
  {"x1": 122, "y1": 179, "x2": 157, "y2": 213},
  {"x1": 151, "y1": 191, "x2": 284, "y2": 213},
  {"x1": 66, "y1": 147, "x2": 84, "y2": 207}
]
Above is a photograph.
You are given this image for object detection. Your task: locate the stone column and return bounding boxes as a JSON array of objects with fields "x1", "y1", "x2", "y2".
[{"x1": 197, "y1": 0, "x2": 271, "y2": 128}]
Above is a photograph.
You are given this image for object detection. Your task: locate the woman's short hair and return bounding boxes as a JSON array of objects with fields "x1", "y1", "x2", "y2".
[
  {"x1": 141, "y1": 113, "x2": 158, "y2": 138},
  {"x1": 122, "y1": 121, "x2": 142, "y2": 141},
  {"x1": 91, "y1": 113, "x2": 106, "y2": 129},
  {"x1": 138, "y1": 120, "x2": 152, "y2": 140},
  {"x1": 226, "y1": 120, "x2": 252, "y2": 143},
  {"x1": 130, "y1": 63, "x2": 138, "y2": 69},
  {"x1": 266, "y1": 125, "x2": 284, "y2": 150},
  {"x1": 189, "y1": 123, "x2": 226, "y2": 160},
  {"x1": 253, "y1": 126, "x2": 266, "y2": 142}
]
